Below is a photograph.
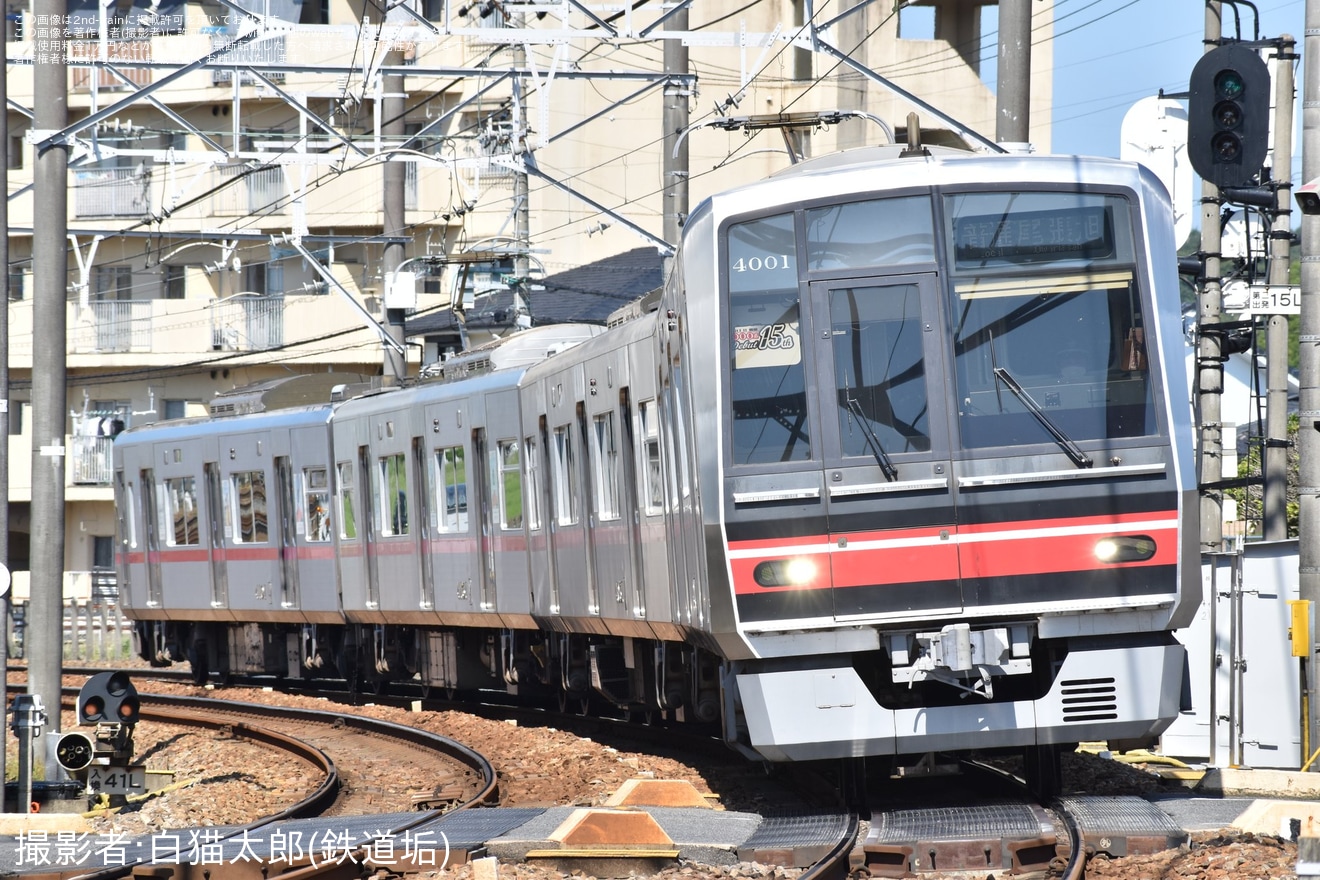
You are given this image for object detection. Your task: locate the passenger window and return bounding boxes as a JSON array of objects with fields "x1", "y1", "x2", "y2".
[
  {"x1": 497, "y1": 439, "x2": 523, "y2": 530},
  {"x1": 337, "y1": 462, "x2": 357, "y2": 539},
  {"x1": 433, "y1": 445, "x2": 468, "y2": 533},
  {"x1": 376, "y1": 453, "x2": 408, "y2": 536},
  {"x1": 523, "y1": 435, "x2": 542, "y2": 531},
  {"x1": 551, "y1": 424, "x2": 579, "y2": 526},
  {"x1": 164, "y1": 476, "x2": 200, "y2": 547},
  {"x1": 229, "y1": 470, "x2": 268, "y2": 544},
  {"x1": 639, "y1": 402, "x2": 663, "y2": 515},
  {"x1": 303, "y1": 467, "x2": 331, "y2": 542},
  {"x1": 591, "y1": 413, "x2": 620, "y2": 521}
]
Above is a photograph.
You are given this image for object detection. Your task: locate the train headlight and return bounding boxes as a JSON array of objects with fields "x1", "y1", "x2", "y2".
[
  {"x1": 1094, "y1": 536, "x2": 1157, "y2": 563},
  {"x1": 753, "y1": 558, "x2": 818, "y2": 587}
]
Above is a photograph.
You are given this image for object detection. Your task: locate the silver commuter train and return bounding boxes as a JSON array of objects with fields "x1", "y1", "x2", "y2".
[{"x1": 113, "y1": 145, "x2": 1199, "y2": 781}]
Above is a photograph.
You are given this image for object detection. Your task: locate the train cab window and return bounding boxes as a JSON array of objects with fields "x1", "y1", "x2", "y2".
[
  {"x1": 523, "y1": 436, "x2": 542, "y2": 531},
  {"x1": 229, "y1": 470, "x2": 268, "y2": 543},
  {"x1": 432, "y1": 445, "x2": 469, "y2": 532},
  {"x1": 551, "y1": 424, "x2": 580, "y2": 526},
  {"x1": 376, "y1": 453, "x2": 409, "y2": 536},
  {"x1": 829, "y1": 285, "x2": 931, "y2": 455},
  {"x1": 590, "y1": 413, "x2": 620, "y2": 521},
  {"x1": 495, "y1": 440, "x2": 524, "y2": 530},
  {"x1": 639, "y1": 401, "x2": 663, "y2": 515},
  {"x1": 337, "y1": 462, "x2": 358, "y2": 539},
  {"x1": 806, "y1": 195, "x2": 935, "y2": 268},
  {"x1": 726, "y1": 213, "x2": 810, "y2": 465},
  {"x1": 944, "y1": 190, "x2": 1156, "y2": 449},
  {"x1": 303, "y1": 467, "x2": 331, "y2": 542},
  {"x1": 163, "y1": 476, "x2": 200, "y2": 546}
]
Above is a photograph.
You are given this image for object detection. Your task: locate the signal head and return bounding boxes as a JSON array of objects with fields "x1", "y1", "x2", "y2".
[
  {"x1": 55, "y1": 731, "x2": 96, "y2": 773},
  {"x1": 77, "y1": 671, "x2": 140, "y2": 726},
  {"x1": 1187, "y1": 43, "x2": 1271, "y2": 189}
]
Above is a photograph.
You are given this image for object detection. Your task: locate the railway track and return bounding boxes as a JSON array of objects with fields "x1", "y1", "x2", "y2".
[
  {"x1": 10, "y1": 689, "x2": 498, "y2": 880},
  {"x1": 37, "y1": 670, "x2": 1201, "y2": 880}
]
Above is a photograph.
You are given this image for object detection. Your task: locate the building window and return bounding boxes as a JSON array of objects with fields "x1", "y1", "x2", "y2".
[
  {"x1": 8, "y1": 269, "x2": 23, "y2": 301},
  {"x1": 92, "y1": 265, "x2": 133, "y2": 301},
  {"x1": 164, "y1": 265, "x2": 187, "y2": 299},
  {"x1": 8, "y1": 135, "x2": 21, "y2": 170}
]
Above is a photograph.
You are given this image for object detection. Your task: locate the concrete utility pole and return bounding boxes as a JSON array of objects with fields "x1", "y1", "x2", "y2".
[
  {"x1": 1264, "y1": 37, "x2": 1295, "y2": 541},
  {"x1": 996, "y1": 0, "x2": 1032, "y2": 143},
  {"x1": 1199, "y1": 3, "x2": 1227, "y2": 552},
  {"x1": 663, "y1": 6, "x2": 689, "y2": 256},
  {"x1": 1299, "y1": 0, "x2": 1320, "y2": 766},
  {"x1": 382, "y1": 47, "x2": 407, "y2": 383},
  {"x1": 30, "y1": 0, "x2": 70, "y2": 768},
  {"x1": 0, "y1": 7, "x2": 11, "y2": 805}
]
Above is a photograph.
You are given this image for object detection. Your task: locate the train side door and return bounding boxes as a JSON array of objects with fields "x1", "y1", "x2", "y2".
[
  {"x1": 472, "y1": 428, "x2": 497, "y2": 610},
  {"x1": 358, "y1": 445, "x2": 381, "y2": 608},
  {"x1": 140, "y1": 468, "x2": 163, "y2": 607},
  {"x1": 274, "y1": 455, "x2": 299, "y2": 608},
  {"x1": 204, "y1": 462, "x2": 228, "y2": 608},
  {"x1": 808, "y1": 275, "x2": 963, "y2": 619}
]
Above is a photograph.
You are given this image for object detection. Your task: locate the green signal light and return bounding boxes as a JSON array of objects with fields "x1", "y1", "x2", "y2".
[{"x1": 1215, "y1": 69, "x2": 1246, "y2": 100}]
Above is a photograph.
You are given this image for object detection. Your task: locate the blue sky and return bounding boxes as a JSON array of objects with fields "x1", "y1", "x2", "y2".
[{"x1": 1048, "y1": 0, "x2": 1304, "y2": 159}]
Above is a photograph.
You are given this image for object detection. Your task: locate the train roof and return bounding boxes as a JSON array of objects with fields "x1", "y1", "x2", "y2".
[
  {"x1": 424, "y1": 323, "x2": 606, "y2": 382},
  {"x1": 207, "y1": 372, "x2": 375, "y2": 417},
  {"x1": 691, "y1": 147, "x2": 1157, "y2": 227},
  {"x1": 115, "y1": 400, "x2": 335, "y2": 446}
]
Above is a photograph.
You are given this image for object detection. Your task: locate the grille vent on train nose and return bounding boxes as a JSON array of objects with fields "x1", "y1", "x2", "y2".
[{"x1": 1060, "y1": 677, "x2": 1119, "y2": 722}]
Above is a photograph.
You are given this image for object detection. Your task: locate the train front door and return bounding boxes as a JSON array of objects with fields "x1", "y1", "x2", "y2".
[{"x1": 808, "y1": 275, "x2": 962, "y2": 620}]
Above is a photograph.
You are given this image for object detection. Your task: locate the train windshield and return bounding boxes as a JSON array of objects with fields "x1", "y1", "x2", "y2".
[
  {"x1": 726, "y1": 212, "x2": 811, "y2": 465},
  {"x1": 943, "y1": 190, "x2": 1157, "y2": 450}
]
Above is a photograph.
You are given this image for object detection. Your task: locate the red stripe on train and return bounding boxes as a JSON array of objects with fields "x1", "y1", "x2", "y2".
[{"x1": 728, "y1": 511, "x2": 1178, "y2": 595}]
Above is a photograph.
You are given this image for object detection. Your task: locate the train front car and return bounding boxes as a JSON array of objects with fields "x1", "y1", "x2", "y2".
[{"x1": 684, "y1": 148, "x2": 1198, "y2": 784}]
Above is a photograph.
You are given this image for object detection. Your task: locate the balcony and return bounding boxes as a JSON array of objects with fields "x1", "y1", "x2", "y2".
[
  {"x1": 69, "y1": 39, "x2": 153, "y2": 91},
  {"x1": 210, "y1": 293, "x2": 285, "y2": 351},
  {"x1": 211, "y1": 164, "x2": 288, "y2": 217},
  {"x1": 71, "y1": 435, "x2": 115, "y2": 486},
  {"x1": 73, "y1": 166, "x2": 151, "y2": 219},
  {"x1": 89, "y1": 300, "x2": 153, "y2": 352}
]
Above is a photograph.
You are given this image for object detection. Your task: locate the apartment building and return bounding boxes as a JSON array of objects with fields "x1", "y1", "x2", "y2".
[{"x1": 2, "y1": 0, "x2": 1053, "y2": 598}]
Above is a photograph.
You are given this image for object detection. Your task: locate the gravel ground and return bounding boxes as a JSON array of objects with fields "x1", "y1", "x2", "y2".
[{"x1": 7, "y1": 674, "x2": 1303, "y2": 880}]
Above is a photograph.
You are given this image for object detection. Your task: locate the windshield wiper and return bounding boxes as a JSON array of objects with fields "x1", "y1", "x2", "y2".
[
  {"x1": 992, "y1": 367, "x2": 1093, "y2": 469},
  {"x1": 846, "y1": 396, "x2": 898, "y2": 481}
]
